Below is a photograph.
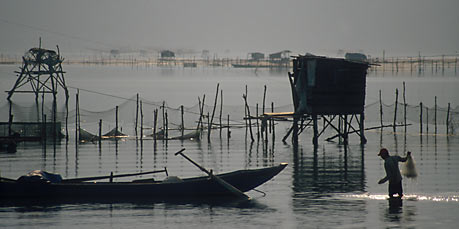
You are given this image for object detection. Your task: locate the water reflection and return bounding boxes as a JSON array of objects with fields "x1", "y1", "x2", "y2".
[
  {"x1": 291, "y1": 143, "x2": 367, "y2": 226},
  {"x1": 381, "y1": 199, "x2": 418, "y2": 226},
  {"x1": 292, "y1": 144, "x2": 365, "y2": 196}
]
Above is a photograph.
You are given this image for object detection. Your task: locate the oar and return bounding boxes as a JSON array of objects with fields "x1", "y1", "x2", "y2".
[
  {"x1": 61, "y1": 168, "x2": 168, "y2": 183},
  {"x1": 174, "y1": 148, "x2": 249, "y2": 199}
]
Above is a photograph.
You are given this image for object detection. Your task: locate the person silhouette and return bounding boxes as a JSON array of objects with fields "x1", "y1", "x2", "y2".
[{"x1": 378, "y1": 148, "x2": 411, "y2": 198}]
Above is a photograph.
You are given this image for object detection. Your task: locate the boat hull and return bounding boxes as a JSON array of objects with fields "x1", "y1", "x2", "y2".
[{"x1": 0, "y1": 163, "x2": 287, "y2": 200}]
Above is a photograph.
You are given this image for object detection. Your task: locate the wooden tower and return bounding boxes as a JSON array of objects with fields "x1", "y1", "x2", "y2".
[
  {"x1": 6, "y1": 41, "x2": 69, "y2": 139},
  {"x1": 7, "y1": 46, "x2": 68, "y2": 102}
]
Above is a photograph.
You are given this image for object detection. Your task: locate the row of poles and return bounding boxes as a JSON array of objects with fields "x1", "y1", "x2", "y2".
[
  {"x1": 370, "y1": 52, "x2": 458, "y2": 75},
  {"x1": 379, "y1": 81, "x2": 454, "y2": 135},
  {"x1": 74, "y1": 83, "x2": 238, "y2": 145}
]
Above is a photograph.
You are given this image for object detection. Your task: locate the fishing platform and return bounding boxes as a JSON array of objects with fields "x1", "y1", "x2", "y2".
[{"x1": 262, "y1": 54, "x2": 370, "y2": 145}]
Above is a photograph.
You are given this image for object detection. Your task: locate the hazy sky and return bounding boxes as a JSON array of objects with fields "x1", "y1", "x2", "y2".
[{"x1": 1, "y1": 0, "x2": 458, "y2": 57}]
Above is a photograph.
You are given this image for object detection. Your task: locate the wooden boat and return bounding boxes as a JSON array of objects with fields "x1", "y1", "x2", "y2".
[
  {"x1": 168, "y1": 130, "x2": 201, "y2": 140},
  {"x1": 150, "y1": 129, "x2": 201, "y2": 141},
  {"x1": 0, "y1": 163, "x2": 287, "y2": 200}
]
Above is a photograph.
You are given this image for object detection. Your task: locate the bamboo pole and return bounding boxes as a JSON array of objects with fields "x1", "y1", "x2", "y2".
[
  {"x1": 162, "y1": 101, "x2": 165, "y2": 135},
  {"x1": 8, "y1": 101, "x2": 12, "y2": 136},
  {"x1": 62, "y1": 168, "x2": 168, "y2": 183},
  {"x1": 426, "y1": 106, "x2": 429, "y2": 134},
  {"x1": 197, "y1": 95, "x2": 206, "y2": 132},
  {"x1": 153, "y1": 109, "x2": 157, "y2": 142},
  {"x1": 219, "y1": 89, "x2": 223, "y2": 138},
  {"x1": 271, "y1": 102, "x2": 275, "y2": 139},
  {"x1": 446, "y1": 102, "x2": 450, "y2": 135},
  {"x1": 243, "y1": 94, "x2": 254, "y2": 142},
  {"x1": 227, "y1": 114, "x2": 230, "y2": 139},
  {"x1": 393, "y1": 88, "x2": 398, "y2": 132},
  {"x1": 135, "y1": 93, "x2": 139, "y2": 137},
  {"x1": 379, "y1": 90, "x2": 383, "y2": 129},
  {"x1": 115, "y1": 105, "x2": 119, "y2": 137},
  {"x1": 165, "y1": 110, "x2": 168, "y2": 140},
  {"x1": 403, "y1": 82, "x2": 407, "y2": 132},
  {"x1": 256, "y1": 103, "x2": 260, "y2": 141},
  {"x1": 207, "y1": 112, "x2": 211, "y2": 142},
  {"x1": 435, "y1": 96, "x2": 437, "y2": 134},
  {"x1": 419, "y1": 102, "x2": 423, "y2": 134},
  {"x1": 175, "y1": 149, "x2": 249, "y2": 199},
  {"x1": 262, "y1": 85, "x2": 267, "y2": 115},
  {"x1": 455, "y1": 56, "x2": 457, "y2": 75},
  {"x1": 140, "y1": 100, "x2": 143, "y2": 141},
  {"x1": 180, "y1": 105, "x2": 184, "y2": 138},
  {"x1": 209, "y1": 83, "x2": 220, "y2": 141},
  {"x1": 244, "y1": 85, "x2": 248, "y2": 128},
  {"x1": 75, "y1": 90, "x2": 79, "y2": 144},
  {"x1": 99, "y1": 119, "x2": 102, "y2": 144}
]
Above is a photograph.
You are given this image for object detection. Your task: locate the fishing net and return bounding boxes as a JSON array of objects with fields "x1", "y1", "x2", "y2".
[
  {"x1": 402, "y1": 154, "x2": 418, "y2": 179},
  {"x1": 0, "y1": 91, "x2": 458, "y2": 138}
]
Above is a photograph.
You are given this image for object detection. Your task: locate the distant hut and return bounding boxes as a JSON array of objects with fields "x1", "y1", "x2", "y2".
[
  {"x1": 345, "y1": 53, "x2": 367, "y2": 62},
  {"x1": 160, "y1": 50, "x2": 175, "y2": 59},
  {"x1": 110, "y1": 49, "x2": 120, "y2": 58},
  {"x1": 269, "y1": 50, "x2": 291, "y2": 61},
  {"x1": 269, "y1": 50, "x2": 291, "y2": 67},
  {"x1": 249, "y1": 52, "x2": 265, "y2": 61}
]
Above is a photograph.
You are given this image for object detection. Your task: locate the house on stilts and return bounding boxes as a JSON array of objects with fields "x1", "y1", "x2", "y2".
[{"x1": 264, "y1": 54, "x2": 370, "y2": 145}]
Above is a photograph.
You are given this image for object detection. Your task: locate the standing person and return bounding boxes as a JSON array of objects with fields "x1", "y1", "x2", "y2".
[{"x1": 378, "y1": 148, "x2": 411, "y2": 198}]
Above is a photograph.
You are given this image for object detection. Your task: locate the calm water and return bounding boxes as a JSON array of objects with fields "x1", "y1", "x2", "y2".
[{"x1": 1, "y1": 64, "x2": 458, "y2": 228}]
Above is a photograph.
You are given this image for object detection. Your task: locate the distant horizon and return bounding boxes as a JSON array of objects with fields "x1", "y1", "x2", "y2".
[
  {"x1": 1, "y1": 44, "x2": 457, "y2": 60},
  {"x1": 1, "y1": 1, "x2": 458, "y2": 59}
]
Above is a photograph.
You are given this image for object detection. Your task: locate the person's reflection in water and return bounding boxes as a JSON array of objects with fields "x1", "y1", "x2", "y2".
[{"x1": 388, "y1": 198, "x2": 403, "y2": 214}]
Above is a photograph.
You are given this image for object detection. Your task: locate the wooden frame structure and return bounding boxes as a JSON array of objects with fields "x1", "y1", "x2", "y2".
[
  {"x1": 5, "y1": 42, "x2": 69, "y2": 140},
  {"x1": 285, "y1": 55, "x2": 370, "y2": 145}
]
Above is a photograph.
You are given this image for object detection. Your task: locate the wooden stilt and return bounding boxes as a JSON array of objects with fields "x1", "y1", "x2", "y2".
[
  {"x1": 338, "y1": 115, "x2": 342, "y2": 144},
  {"x1": 343, "y1": 115, "x2": 348, "y2": 145},
  {"x1": 312, "y1": 114, "x2": 318, "y2": 145},
  {"x1": 360, "y1": 113, "x2": 366, "y2": 144}
]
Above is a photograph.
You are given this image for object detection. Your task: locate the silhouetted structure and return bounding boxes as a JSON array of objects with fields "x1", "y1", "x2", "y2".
[
  {"x1": 5, "y1": 41, "x2": 69, "y2": 141},
  {"x1": 250, "y1": 52, "x2": 264, "y2": 61},
  {"x1": 160, "y1": 50, "x2": 175, "y2": 59},
  {"x1": 288, "y1": 55, "x2": 370, "y2": 145}
]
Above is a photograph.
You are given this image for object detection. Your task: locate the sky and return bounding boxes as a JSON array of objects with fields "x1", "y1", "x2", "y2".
[{"x1": 1, "y1": 0, "x2": 458, "y2": 57}]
